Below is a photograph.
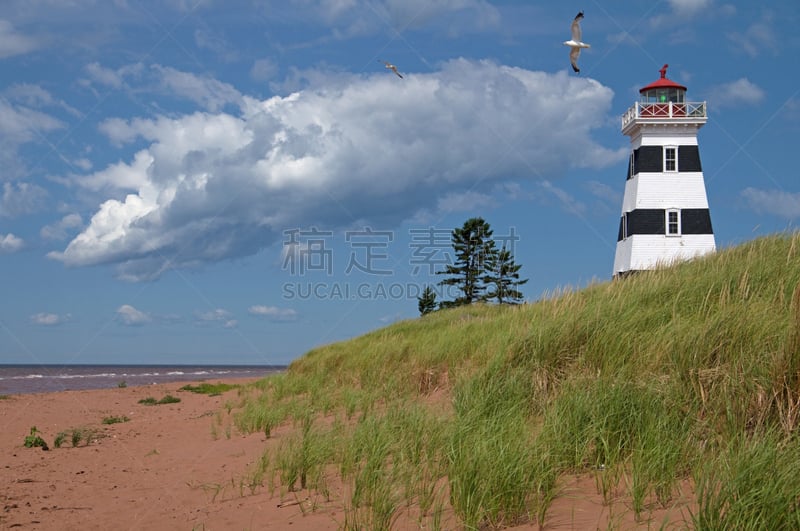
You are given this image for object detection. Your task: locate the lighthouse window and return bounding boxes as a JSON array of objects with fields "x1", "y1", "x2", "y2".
[
  {"x1": 664, "y1": 147, "x2": 677, "y2": 172},
  {"x1": 666, "y1": 210, "x2": 680, "y2": 235},
  {"x1": 628, "y1": 152, "x2": 635, "y2": 179}
]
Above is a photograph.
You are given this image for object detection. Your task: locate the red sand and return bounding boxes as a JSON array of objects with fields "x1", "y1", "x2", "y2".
[{"x1": 1, "y1": 380, "x2": 694, "y2": 530}]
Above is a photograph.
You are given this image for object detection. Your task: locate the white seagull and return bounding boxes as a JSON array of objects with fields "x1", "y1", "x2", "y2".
[
  {"x1": 379, "y1": 60, "x2": 403, "y2": 79},
  {"x1": 563, "y1": 11, "x2": 590, "y2": 73}
]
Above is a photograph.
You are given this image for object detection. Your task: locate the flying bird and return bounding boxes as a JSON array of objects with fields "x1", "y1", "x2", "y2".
[
  {"x1": 563, "y1": 11, "x2": 591, "y2": 73},
  {"x1": 379, "y1": 60, "x2": 403, "y2": 79}
]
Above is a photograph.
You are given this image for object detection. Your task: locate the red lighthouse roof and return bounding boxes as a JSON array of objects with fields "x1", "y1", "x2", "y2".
[{"x1": 639, "y1": 64, "x2": 687, "y2": 93}]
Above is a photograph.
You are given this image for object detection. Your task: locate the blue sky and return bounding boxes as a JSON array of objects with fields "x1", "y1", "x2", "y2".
[{"x1": 1, "y1": 0, "x2": 798, "y2": 365}]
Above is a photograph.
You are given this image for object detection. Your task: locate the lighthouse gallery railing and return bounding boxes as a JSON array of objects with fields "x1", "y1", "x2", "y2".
[{"x1": 622, "y1": 102, "x2": 706, "y2": 129}]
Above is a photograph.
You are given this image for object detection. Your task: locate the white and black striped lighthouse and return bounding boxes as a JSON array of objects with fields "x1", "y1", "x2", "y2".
[{"x1": 613, "y1": 64, "x2": 715, "y2": 277}]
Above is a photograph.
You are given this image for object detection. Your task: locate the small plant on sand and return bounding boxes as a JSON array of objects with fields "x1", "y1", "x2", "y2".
[
  {"x1": 54, "y1": 427, "x2": 99, "y2": 448},
  {"x1": 23, "y1": 426, "x2": 49, "y2": 450},
  {"x1": 139, "y1": 395, "x2": 181, "y2": 405},
  {"x1": 179, "y1": 382, "x2": 239, "y2": 396},
  {"x1": 117, "y1": 380, "x2": 127, "y2": 388},
  {"x1": 0, "y1": 394, "x2": 11, "y2": 400},
  {"x1": 102, "y1": 415, "x2": 130, "y2": 425}
]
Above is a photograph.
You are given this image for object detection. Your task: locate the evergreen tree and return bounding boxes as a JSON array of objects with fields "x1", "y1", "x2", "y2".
[
  {"x1": 417, "y1": 286, "x2": 437, "y2": 316},
  {"x1": 438, "y1": 217, "x2": 497, "y2": 306},
  {"x1": 483, "y1": 246, "x2": 528, "y2": 304}
]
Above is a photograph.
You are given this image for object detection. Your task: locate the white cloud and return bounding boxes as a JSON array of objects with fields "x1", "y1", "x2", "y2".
[
  {"x1": 0, "y1": 100, "x2": 64, "y2": 179},
  {"x1": 0, "y1": 19, "x2": 39, "y2": 58},
  {"x1": 727, "y1": 12, "x2": 777, "y2": 58},
  {"x1": 666, "y1": 0, "x2": 712, "y2": 15},
  {"x1": 741, "y1": 188, "x2": 800, "y2": 220},
  {"x1": 194, "y1": 28, "x2": 238, "y2": 63},
  {"x1": 116, "y1": 304, "x2": 151, "y2": 326},
  {"x1": 150, "y1": 65, "x2": 243, "y2": 112},
  {"x1": 539, "y1": 180, "x2": 586, "y2": 216},
  {"x1": 250, "y1": 58, "x2": 278, "y2": 82},
  {"x1": 248, "y1": 305, "x2": 298, "y2": 322},
  {"x1": 710, "y1": 78, "x2": 765, "y2": 108},
  {"x1": 436, "y1": 190, "x2": 498, "y2": 213},
  {"x1": 30, "y1": 312, "x2": 71, "y2": 326},
  {"x1": 84, "y1": 61, "x2": 143, "y2": 89},
  {"x1": 40, "y1": 213, "x2": 83, "y2": 240},
  {"x1": 1, "y1": 181, "x2": 48, "y2": 217},
  {"x1": 51, "y1": 59, "x2": 622, "y2": 281},
  {"x1": 4, "y1": 83, "x2": 82, "y2": 117},
  {"x1": 585, "y1": 180, "x2": 620, "y2": 206},
  {"x1": 0, "y1": 233, "x2": 24, "y2": 253},
  {"x1": 195, "y1": 308, "x2": 237, "y2": 328}
]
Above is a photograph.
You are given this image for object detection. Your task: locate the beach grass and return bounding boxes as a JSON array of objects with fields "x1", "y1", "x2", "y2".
[
  {"x1": 102, "y1": 415, "x2": 130, "y2": 425},
  {"x1": 139, "y1": 395, "x2": 181, "y2": 405},
  {"x1": 179, "y1": 382, "x2": 239, "y2": 395},
  {"x1": 232, "y1": 232, "x2": 800, "y2": 529},
  {"x1": 54, "y1": 427, "x2": 100, "y2": 448}
]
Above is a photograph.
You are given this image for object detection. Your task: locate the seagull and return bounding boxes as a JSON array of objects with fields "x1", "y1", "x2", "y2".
[
  {"x1": 563, "y1": 11, "x2": 590, "y2": 73},
  {"x1": 379, "y1": 60, "x2": 403, "y2": 79}
]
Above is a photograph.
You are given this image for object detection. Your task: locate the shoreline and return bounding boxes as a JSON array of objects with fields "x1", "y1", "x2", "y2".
[{"x1": 0, "y1": 365, "x2": 285, "y2": 396}]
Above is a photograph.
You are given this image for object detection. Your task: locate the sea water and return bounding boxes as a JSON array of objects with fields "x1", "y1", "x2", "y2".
[{"x1": 0, "y1": 364, "x2": 285, "y2": 395}]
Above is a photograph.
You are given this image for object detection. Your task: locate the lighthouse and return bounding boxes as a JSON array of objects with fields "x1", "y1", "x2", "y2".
[{"x1": 613, "y1": 64, "x2": 715, "y2": 277}]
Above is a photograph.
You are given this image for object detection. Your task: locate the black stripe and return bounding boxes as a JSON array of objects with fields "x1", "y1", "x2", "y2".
[
  {"x1": 632, "y1": 146, "x2": 662, "y2": 175},
  {"x1": 617, "y1": 208, "x2": 713, "y2": 241},
  {"x1": 678, "y1": 145, "x2": 702, "y2": 172},
  {"x1": 681, "y1": 208, "x2": 713, "y2": 234},
  {"x1": 627, "y1": 145, "x2": 704, "y2": 179}
]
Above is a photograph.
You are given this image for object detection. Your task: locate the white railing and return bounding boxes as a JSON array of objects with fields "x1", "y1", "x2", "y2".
[{"x1": 622, "y1": 101, "x2": 706, "y2": 129}]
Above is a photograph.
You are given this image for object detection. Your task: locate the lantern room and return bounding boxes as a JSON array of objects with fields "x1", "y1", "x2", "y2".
[{"x1": 639, "y1": 64, "x2": 686, "y2": 104}]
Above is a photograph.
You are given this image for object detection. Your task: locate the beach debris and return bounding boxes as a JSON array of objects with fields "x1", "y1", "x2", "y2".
[{"x1": 277, "y1": 497, "x2": 309, "y2": 508}]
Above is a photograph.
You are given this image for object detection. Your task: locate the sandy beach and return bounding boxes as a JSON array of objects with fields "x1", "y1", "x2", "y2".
[
  {"x1": 1, "y1": 379, "x2": 339, "y2": 531},
  {"x1": 1, "y1": 380, "x2": 693, "y2": 530}
]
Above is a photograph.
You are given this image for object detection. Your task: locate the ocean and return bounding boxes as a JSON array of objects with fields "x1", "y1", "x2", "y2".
[{"x1": 0, "y1": 364, "x2": 285, "y2": 395}]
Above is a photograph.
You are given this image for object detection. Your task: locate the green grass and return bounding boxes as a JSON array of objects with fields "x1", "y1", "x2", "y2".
[
  {"x1": 23, "y1": 426, "x2": 49, "y2": 450},
  {"x1": 138, "y1": 395, "x2": 181, "y2": 405},
  {"x1": 53, "y1": 427, "x2": 100, "y2": 448},
  {"x1": 0, "y1": 394, "x2": 11, "y2": 400},
  {"x1": 179, "y1": 382, "x2": 239, "y2": 395},
  {"x1": 230, "y1": 232, "x2": 800, "y2": 529},
  {"x1": 102, "y1": 415, "x2": 130, "y2": 424}
]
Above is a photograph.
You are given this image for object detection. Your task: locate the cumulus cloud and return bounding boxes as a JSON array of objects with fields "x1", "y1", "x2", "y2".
[
  {"x1": 116, "y1": 304, "x2": 152, "y2": 326},
  {"x1": 710, "y1": 78, "x2": 765, "y2": 108},
  {"x1": 741, "y1": 188, "x2": 800, "y2": 220},
  {"x1": 51, "y1": 59, "x2": 623, "y2": 281},
  {"x1": 0, "y1": 19, "x2": 39, "y2": 58},
  {"x1": 195, "y1": 308, "x2": 237, "y2": 328},
  {"x1": 30, "y1": 312, "x2": 71, "y2": 326},
  {"x1": 40, "y1": 213, "x2": 83, "y2": 240},
  {"x1": 248, "y1": 305, "x2": 298, "y2": 322},
  {"x1": 0, "y1": 233, "x2": 24, "y2": 253}
]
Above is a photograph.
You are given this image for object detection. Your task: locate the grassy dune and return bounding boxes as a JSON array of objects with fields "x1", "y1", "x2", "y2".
[{"x1": 234, "y1": 232, "x2": 800, "y2": 529}]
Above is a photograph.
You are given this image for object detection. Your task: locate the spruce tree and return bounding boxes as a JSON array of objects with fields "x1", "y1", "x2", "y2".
[
  {"x1": 417, "y1": 286, "x2": 437, "y2": 315},
  {"x1": 438, "y1": 217, "x2": 497, "y2": 306},
  {"x1": 483, "y1": 246, "x2": 528, "y2": 304}
]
